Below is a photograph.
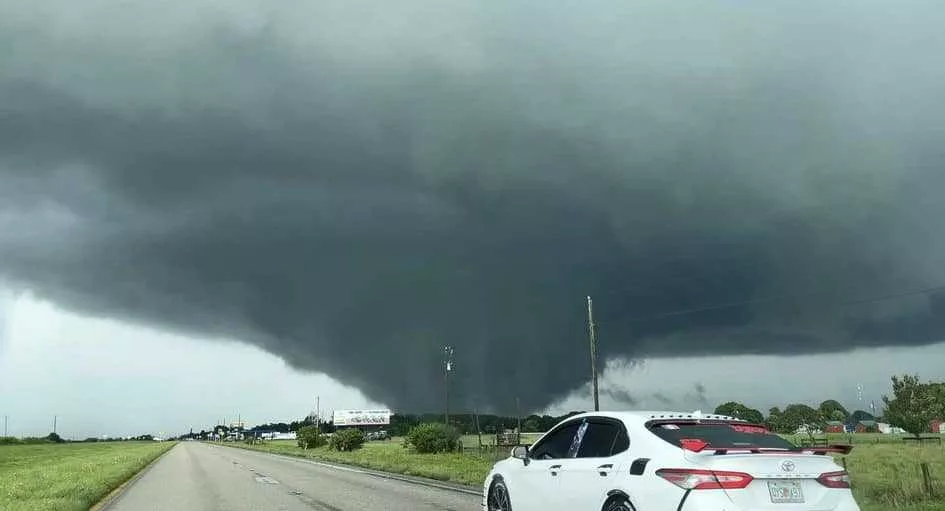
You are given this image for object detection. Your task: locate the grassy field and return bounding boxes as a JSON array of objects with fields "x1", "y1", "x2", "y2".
[
  {"x1": 0, "y1": 441, "x2": 176, "y2": 511},
  {"x1": 840, "y1": 441, "x2": 944, "y2": 511},
  {"x1": 228, "y1": 433, "x2": 943, "y2": 510}
]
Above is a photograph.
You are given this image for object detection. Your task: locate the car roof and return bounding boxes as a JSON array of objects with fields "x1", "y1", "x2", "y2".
[{"x1": 561, "y1": 410, "x2": 746, "y2": 424}]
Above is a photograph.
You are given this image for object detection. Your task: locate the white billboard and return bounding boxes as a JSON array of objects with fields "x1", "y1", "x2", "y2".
[{"x1": 333, "y1": 409, "x2": 392, "y2": 427}]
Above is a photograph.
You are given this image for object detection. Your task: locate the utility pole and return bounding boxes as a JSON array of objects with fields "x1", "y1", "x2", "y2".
[
  {"x1": 587, "y1": 296, "x2": 600, "y2": 412},
  {"x1": 474, "y1": 407, "x2": 482, "y2": 450},
  {"x1": 444, "y1": 346, "x2": 454, "y2": 427},
  {"x1": 316, "y1": 396, "x2": 320, "y2": 427},
  {"x1": 516, "y1": 397, "x2": 522, "y2": 444},
  {"x1": 3, "y1": 415, "x2": 7, "y2": 437},
  {"x1": 53, "y1": 415, "x2": 57, "y2": 434},
  {"x1": 516, "y1": 397, "x2": 522, "y2": 433}
]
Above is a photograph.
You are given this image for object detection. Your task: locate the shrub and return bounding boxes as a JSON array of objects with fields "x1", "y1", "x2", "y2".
[
  {"x1": 406, "y1": 423, "x2": 460, "y2": 454},
  {"x1": 296, "y1": 426, "x2": 325, "y2": 449},
  {"x1": 329, "y1": 428, "x2": 365, "y2": 451}
]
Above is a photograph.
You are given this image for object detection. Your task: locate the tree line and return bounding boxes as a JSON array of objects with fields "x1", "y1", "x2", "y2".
[
  {"x1": 716, "y1": 374, "x2": 944, "y2": 438},
  {"x1": 0, "y1": 432, "x2": 158, "y2": 444},
  {"x1": 183, "y1": 374, "x2": 943, "y2": 441}
]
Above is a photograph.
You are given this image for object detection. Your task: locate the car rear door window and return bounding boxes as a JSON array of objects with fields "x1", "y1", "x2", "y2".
[
  {"x1": 611, "y1": 425, "x2": 629, "y2": 454},
  {"x1": 576, "y1": 421, "x2": 627, "y2": 458},
  {"x1": 529, "y1": 422, "x2": 581, "y2": 459}
]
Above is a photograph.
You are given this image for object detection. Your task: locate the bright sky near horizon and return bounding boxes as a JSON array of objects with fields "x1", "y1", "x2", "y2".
[{"x1": 3, "y1": 289, "x2": 943, "y2": 439}]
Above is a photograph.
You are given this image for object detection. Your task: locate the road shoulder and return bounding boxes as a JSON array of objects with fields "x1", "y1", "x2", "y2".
[
  {"x1": 214, "y1": 443, "x2": 483, "y2": 496},
  {"x1": 90, "y1": 442, "x2": 180, "y2": 511}
]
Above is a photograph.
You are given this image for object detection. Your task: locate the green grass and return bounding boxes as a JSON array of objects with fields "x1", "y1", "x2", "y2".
[
  {"x1": 837, "y1": 442, "x2": 944, "y2": 511},
  {"x1": 0, "y1": 441, "x2": 176, "y2": 511},
  {"x1": 226, "y1": 434, "x2": 944, "y2": 510},
  {"x1": 780, "y1": 433, "x2": 944, "y2": 510}
]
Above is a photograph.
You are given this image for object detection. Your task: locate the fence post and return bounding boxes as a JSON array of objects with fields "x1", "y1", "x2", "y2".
[
  {"x1": 841, "y1": 458, "x2": 851, "y2": 489},
  {"x1": 920, "y1": 462, "x2": 934, "y2": 497}
]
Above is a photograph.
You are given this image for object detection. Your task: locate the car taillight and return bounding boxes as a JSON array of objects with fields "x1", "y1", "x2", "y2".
[
  {"x1": 656, "y1": 468, "x2": 754, "y2": 490},
  {"x1": 817, "y1": 470, "x2": 851, "y2": 489}
]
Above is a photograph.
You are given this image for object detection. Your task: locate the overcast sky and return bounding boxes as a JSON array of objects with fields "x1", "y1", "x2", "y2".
[{"x1": 3, "y1": 0, "x2": 945, "y2": 438}]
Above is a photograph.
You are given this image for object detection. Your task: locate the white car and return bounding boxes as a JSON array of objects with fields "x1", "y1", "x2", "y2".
[{"x1": 482, "y1": 410, "x2": 860, "y2": 511}]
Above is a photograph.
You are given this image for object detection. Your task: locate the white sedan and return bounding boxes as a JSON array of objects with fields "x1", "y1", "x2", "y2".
[{"x1": 482, "y1": 410, "x2": 860, "y2": 511}]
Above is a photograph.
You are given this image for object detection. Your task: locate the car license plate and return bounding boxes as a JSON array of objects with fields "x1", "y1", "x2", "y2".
[{"x1": 768, "y1": 480, "x2": 805, "y2": 503}]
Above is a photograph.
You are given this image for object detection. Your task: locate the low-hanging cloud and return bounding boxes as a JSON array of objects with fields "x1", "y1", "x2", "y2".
[{"x1": 2, "y1": 0, "x2": 945, "y2": 413}]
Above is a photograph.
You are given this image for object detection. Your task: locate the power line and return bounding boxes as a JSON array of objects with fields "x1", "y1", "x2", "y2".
[{"x1": 611, "y1": 283, "x2": 945, "y2": 325}]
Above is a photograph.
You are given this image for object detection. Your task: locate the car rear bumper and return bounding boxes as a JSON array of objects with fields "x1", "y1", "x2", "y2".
[{"x1": 678, "y1": 491, "x2": 861, "y2": 510}]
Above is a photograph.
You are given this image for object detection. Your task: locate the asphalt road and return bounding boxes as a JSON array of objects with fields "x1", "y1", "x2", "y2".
[{"x1": 105, "y1": 442, "x2": 483, "y2": 511}]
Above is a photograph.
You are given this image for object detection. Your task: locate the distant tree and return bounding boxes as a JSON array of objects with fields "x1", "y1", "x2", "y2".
[
  {"x1": 773, "y1": 404, "x2": 826, "y2": 440},
  {"x1": 405, "y1": 423, "x2": 460, "y2": 454},
  {"x1": 537, "y1": 415, "x2": 558, "y2": 432},
  {"x1": 296, "y1": 426, "x2": 324, "y2": 449},
  {"x1": 765, "y1": 407, "x2": 785, "y2": 433},
  {"x1": 714, "y1": 402, "x2": 764, "y2": 423},
  {"x1": 522, "y1": 417, "x2": 541, "y2": 432},
  {"x1": 290, "y1": 417, "x2": 315, "y2": 432},
  {"x1": 818, "y1": 400, "x2": 849, "y2": 422},
  {"x1": 848, "y1": 410, "x2": 875, "y2": 424},
  {"x1": 329, "y1": 428, "x2": 365, "y2": 451},
  {"x1": 882, "y1": 374, "x2": 945, "y2": 438},
  {"x1": 45, "y1": 432, "x2": 64, "y2": 443}
]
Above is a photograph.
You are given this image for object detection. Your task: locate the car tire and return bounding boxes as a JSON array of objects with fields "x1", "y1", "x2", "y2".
[
  {"x1": 487, "y1": 480, "x2": 513, "y2": 511},
  {"x1": 603, "y1": 495, "x2": 635, "y2": 511}
]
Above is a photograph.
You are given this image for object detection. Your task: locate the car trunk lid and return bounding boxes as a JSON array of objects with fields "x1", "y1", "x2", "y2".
[
  {"x1": 648, "y1": 418, "x2": 852, "y2": 510},
  {"x1": 683, "y1": 451, "x2": 849, "y2": 510}
]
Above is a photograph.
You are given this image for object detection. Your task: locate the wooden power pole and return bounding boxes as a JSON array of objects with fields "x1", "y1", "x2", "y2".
[
  {"x1": 444, "y1": 346, "x2": 454, "y2": 427},
  {"x1": 587, "y1": 296, "x2": 600, "y2": 411}
]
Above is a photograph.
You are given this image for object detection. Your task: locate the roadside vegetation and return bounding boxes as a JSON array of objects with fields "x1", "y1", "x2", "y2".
[
  {"x1": 0, "y1": 441, "x2": 175, "y2": 511},
  {"x1": 220, "y1": 374, "x2": 943, "y2": 511},
  {"x1": 836, "y1": 440, "x2": 944, "y2": 511}
]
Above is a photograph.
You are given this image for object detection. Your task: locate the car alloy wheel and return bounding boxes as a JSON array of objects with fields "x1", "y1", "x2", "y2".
[
  {"x1": 488, "y1": 481, "x2": 512, "y2": 511},
  {"x1": 604, "y1": 497, "x2": 634, "y2": 511}
]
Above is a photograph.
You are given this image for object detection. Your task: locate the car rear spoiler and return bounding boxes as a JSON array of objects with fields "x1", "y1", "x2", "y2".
[{"x1": 679, "y1": 439, "x2": 853, "y2": 456}]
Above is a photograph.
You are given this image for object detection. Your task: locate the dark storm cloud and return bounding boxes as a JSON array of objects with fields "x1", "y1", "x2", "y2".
[
  {"x1": 651, "y1": 393, "x2": 674, "y2": 406},
  {"x1": 690, "y1": 384, "x2": 709, "y2": 408},
  {"x1": 2, "y1": 0, "x2": 945, "y2": 413},
  {"x1": 580, "y1": 384, "x2": 639, "y2": 407}
]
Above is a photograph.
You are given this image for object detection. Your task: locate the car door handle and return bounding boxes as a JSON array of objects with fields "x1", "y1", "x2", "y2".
[
  {"x1": 597, "y1": 463, "x2": 613, "y2": 476},
  {"x1": 549, "y1": 464, "x2": 562, "y2": 476}
]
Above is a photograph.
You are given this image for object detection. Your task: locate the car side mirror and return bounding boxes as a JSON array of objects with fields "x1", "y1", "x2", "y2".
[{"x1": 511, "y1": 445, "x2": 530, "y2": 465}]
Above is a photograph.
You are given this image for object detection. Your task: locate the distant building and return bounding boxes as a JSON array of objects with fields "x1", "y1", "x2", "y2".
[
  {"x1": 930, "y1": 420, "x2": 944, "y2": 434},
  {"x1": 876, "y1": 422, "x2": 905, "y2": 434},
  {"x1": 825, "y1": 421, "x2": 845, "y2": 433},
  {"x1": 794, "y1": 424, "x2": 821, "y2": 435},
  {"x1": 854, "y1": 420, "x2": 879, "y2": 433}
]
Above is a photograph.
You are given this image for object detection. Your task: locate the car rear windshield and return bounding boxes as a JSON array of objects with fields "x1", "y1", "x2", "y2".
[{"x1": 648, "y1": 421, "x2": 797, "y2": 450}]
